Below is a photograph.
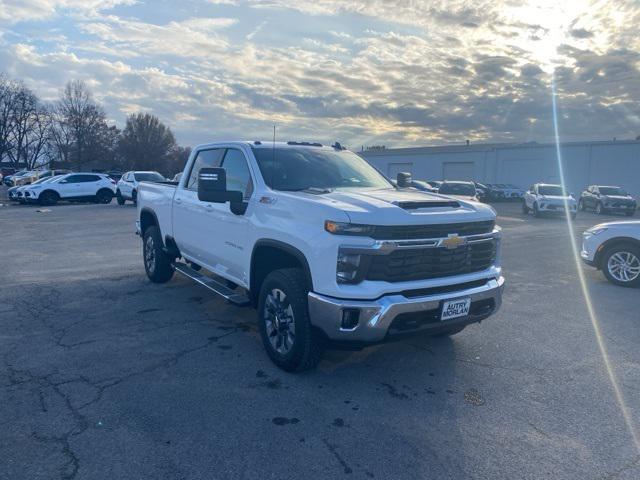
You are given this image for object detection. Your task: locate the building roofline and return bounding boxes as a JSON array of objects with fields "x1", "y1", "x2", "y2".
[{"x1": 359, "y1": 139, "x2": 640, "y2": 156}]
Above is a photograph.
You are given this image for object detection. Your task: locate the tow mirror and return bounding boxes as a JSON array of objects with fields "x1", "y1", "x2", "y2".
[
  {"x1": 396, "y1": 172, "x2": 412, "y2": 188},
  {"x1": 197, "y1": 168, "x2": 243, "y2": 204}
]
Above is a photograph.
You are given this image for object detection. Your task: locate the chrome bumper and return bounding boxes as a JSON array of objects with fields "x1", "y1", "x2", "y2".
[{"x1": 308, "y1": 276, "x2": 505, "y2": 343}]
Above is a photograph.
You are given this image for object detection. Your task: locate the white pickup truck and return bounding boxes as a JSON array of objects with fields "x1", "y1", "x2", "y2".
[{"x1": 137, "y1": 141, "x2": 505, "y2": 371}]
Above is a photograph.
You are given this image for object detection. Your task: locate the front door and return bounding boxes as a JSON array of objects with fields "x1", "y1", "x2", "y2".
[
  {"x1": 202, "y1": 148, "x2": 253, "y2": 283},
  {"x1": 173, "y1": 147, "x2": 253, "y2": 285}
]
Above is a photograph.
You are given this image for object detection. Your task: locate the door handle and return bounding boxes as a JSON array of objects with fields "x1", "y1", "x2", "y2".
[
  {"x1": 205, "y1": 204, "x2": 213, "y2": 210},
  {"x1": 175, "y1": 198, "x2": 182, "y2": 204}
]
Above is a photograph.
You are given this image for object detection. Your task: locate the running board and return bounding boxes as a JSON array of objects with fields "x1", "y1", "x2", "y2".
[{"x1": 173, "y1": 263, "x2": 250, "y2": 306}]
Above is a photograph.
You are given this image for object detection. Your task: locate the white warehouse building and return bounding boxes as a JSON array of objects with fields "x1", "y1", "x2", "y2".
[{"x1": 359, "y1": 139, "x2": 640, "y2": 198}]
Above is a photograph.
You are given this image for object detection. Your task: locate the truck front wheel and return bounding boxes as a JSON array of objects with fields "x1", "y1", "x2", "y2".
[
  {"x1": 258, "y1": 268, "x2": 324, "y2": 372},
  {"x1": 143, "y1": 226, "x2": 174, "y2": 283}
]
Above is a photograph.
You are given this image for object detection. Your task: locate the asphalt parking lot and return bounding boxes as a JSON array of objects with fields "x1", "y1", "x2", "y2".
[{"x1": 1, "y1": 191, "x2": 639, "y2": 480}]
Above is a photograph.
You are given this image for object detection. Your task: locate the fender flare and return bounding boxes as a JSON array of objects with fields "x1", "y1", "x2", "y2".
[{"x1": 250, "y1": 239, "x2": 314, "y2": 292}]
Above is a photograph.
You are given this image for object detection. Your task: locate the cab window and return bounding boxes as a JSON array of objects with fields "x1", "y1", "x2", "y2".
[
  {"x1": 221, "y1": 149, "x2": 253, "y2": 199},
  {"x1": 186, "y1": 149, "x2": 225, "y2": 191}
]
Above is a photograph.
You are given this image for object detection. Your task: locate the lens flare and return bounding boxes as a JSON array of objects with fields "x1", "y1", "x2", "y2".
[{"x1": 551, "y1": 75, "x2": 640, "y2": 453}]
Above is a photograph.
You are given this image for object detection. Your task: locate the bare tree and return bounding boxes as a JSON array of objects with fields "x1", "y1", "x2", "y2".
[
  {"x1": 24, "y1": 106, "x2": 53, "y2": 169},
  {"x1": 56, "y1": 80, "x2": 110, "y2": 169},
  {"x1": 6, "y1": 82, "x2": 39, "y2": 168},
  {"x1": 0, "y1": 75, "x2": 16, "y2": 163}
]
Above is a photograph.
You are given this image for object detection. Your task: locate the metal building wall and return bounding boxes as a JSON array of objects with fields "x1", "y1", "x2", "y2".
[{"x1": 360, "y1": 141, "x2": 640, "y2": 197}]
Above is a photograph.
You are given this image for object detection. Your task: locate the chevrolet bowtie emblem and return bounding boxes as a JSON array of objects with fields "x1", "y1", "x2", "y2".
[{"x1": 441, "y1": 234, "x2": 467, "y2": 249}]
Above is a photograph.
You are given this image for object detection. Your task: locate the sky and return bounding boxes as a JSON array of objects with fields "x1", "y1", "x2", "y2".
[{"x1": 0, "y1": 0, "x2": 639, "y2": 149}]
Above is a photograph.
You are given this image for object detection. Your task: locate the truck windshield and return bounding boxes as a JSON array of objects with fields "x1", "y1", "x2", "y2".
[
  {"x1": 538, "y1": 186, "x2": 564, "y2": 195},
  {"x1": 252, "y1": 147, "x2": 392, "y2": 191}
]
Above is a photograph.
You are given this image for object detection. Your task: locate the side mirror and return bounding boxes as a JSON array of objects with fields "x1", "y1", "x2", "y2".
[
  {"x1": 396, "y1": 172, "x2": 412, "y2": 188},
  {"x1": 197, "y1": 167, "x2": 243, "y2": 204}
]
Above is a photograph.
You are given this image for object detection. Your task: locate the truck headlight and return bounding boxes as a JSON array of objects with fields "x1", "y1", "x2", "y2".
[
  {"x1": 337, "y1": 251, "x2": 362, "y2": 283},
  {"x1": 325, "y1": 220, "x2": 376, "y2": 236}
]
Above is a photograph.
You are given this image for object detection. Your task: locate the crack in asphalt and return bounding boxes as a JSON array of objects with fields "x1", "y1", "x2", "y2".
[{"x1": 1, "y1": 282, "x2": 245, "y2": 480}]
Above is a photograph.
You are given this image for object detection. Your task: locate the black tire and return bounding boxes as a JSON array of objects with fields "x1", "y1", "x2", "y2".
[
  {"x1": 143, "y1": 225, "x2": 174, "y2": 283},
  {"x1": 533, "y1": 202, "x2": 540, "y2": 218},
  {"x1": 601, "y1": 244, "x2": 640, "y2": 288},
  {"x1": 258, "y1": 268, "x2": 323, "y2": 372},
  {"x1": 116, "y1": 190, "x2": 125, "y2": 205},
  {"x1": 96, "y1": 189, "x2": 113, "y2": 204},
  {"x1": 522, "y1": 200, "x2": 530, "y2": 215},
  {"x1": 39, "y1": 190, "x2": 59, "y2": 206},
  {"x1": 432, "y1": 325, "x2": 466, "y2": 337},
  {"x1": 595, "y1": 202, "x2": 603, "y2": 215},
  {"x1": 132, "y1": 190, "x2": 138, "y2": 206}
]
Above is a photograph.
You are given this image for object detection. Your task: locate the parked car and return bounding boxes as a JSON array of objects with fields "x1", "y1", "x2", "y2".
[
  {"x1": 137, "y1": 141, "x2": 504, "y2": 372},
  {"x1": 23, "y1": 172, "x2": 116, "y2": 206},
  {"x1": 1, "y1": 167, "x2": 17, "y2": 179},
  {"x1": 582, "y1": 221, "x2": 640, "y2": 287},
  {"x1": 12, "y1": 175, "x2": 64, "y2": 203},
  {"x1": 437, "y1": 181, "x2": 478, "y2": 202},
  {"x1": 7, "y1": 185, "x2": 21, "y2": 202},
  {"x1": 483, "y1": 184, "x2": 506, "y2": 201},
  {"x1": 579, "y1": 185, "x2": 636, "y2": 216},
  {"x1": 408, "y1": 180, "x2": 439, "y2": 193},
  {"x1": 523, "y1": 183, "x2": 577, "y2": 219},
  {"x1": 473, "y1": 182, "x2": 492, "y2": 202},
  {"x1": 116, "y1": 171, "x2": 167, "y2": 205},
  {"x1": 4, "y1": 170, "x2": 32, "y2": 187},
  {"x1": 13, "y1": 169, "x2": 72, "y2": 187}
]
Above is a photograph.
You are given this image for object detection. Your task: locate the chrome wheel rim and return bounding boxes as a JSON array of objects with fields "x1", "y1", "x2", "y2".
[
  {"x1": 144, "y1": 236, "x2": 156, "y2": 273},
  {"x1": 607, "y1": 251, "x2": 640, "y2": 282},
  {"x1": 264, "y1": 288, "x2": 295, "y2": 355}
]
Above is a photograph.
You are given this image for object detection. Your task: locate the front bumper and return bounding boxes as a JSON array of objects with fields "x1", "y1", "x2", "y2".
[
  {"x1": 538, "y1": 202, "x2": 577, "y2": 213},
  {"x1": 308, "y1": 276, "x2": 504, "y2": 343}
]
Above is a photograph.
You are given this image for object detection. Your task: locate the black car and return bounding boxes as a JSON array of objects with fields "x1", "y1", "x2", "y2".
[{"x1": 579, "y1": 185, "x2": 636, "y2": 216}]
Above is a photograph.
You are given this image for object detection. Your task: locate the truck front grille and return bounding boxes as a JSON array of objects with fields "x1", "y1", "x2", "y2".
[
  {"x1": 368, "y1": 220, "x2": 494, "y2": 240},
  {"x1": 364, "y1": 239, "x2": 496, "y2": 282}
]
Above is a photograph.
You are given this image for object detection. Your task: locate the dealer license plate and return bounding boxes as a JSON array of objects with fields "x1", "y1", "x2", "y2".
[{"x1": 441, "y1": 298, "x2": 471, "y2": 321}]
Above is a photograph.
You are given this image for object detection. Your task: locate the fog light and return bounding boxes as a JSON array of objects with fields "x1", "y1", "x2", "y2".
[{"x1": 341, "y1": 308, "x2": 360, "y2": 330}]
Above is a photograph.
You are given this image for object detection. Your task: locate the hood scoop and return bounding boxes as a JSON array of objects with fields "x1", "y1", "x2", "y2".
[{"x1": 394, "y1": 200, "x2": 460, "y2": 210}]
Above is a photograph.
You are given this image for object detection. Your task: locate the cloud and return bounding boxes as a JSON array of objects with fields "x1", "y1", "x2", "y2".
[
  {"x1": 0, "y1": 0, "x2": 134, "y2": 23},
  {"x1": 1, "y1": 0, "x2": 639, "y2": 148}
]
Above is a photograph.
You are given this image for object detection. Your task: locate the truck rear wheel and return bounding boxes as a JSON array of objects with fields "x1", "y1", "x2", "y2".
[
  {"x1": 143, "y1": 226, "x2": 174, "y2": 283},
  {"x1": 258, "y1": 268, "x2": 323, "y2": 372}
]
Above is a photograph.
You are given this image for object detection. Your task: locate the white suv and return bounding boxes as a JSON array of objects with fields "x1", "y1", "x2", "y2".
[
  {"x1": 582, "y1": 221, "x2": 640, "y2": 287},
  {"x1": 24, "y1": 173, "x2": 116, "y2": 206},
  {"x1": 523, "y1": 183, "x2": 577, "y2": 219},
  {"x1": 116, "y1": 171, "x2": 166, "y2": 205}
]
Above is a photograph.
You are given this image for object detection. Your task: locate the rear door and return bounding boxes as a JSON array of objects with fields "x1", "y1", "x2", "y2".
[{"x1": 173, "y1": 148, "x2": 226, "y2": 265}]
